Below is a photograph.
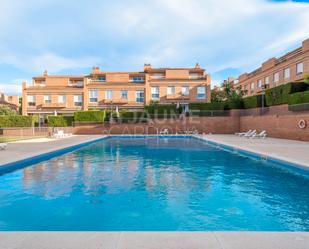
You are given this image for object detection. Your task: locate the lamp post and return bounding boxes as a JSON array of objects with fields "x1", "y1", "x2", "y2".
[{"x1": 261, "y1": 85, "x2": 265, "y2": 115}]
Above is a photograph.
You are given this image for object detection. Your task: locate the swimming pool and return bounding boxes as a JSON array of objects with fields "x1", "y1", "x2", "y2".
[{"x1": 0, "y1": 136, "x2": 308, "y2": 231}]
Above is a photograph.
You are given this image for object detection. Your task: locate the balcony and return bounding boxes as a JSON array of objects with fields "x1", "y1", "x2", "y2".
[
  {"x1": 129, "y1": 77, "x2": 145, "y2": 83},
  {"x1": 41, "y1": 103, "x2": 67, "y2": 108},
  {"x1": 103, "y1": 99, "x2": 129, "y2": 104},
  {"x1": 150, "y1": 75, "x2": 165, "y2": 80},
  {"x1": 166, "y1": 94, "x2": 190, "y2": 100},
  {"x1": 91, "y1": 78, "x2": 106, "y2": 82},
  {"x1": 189, "y1": 75, "x2": 205, "y2": 80},
  {"x1": 68, "y1": 81, "x2": 84, "y2": 87}
]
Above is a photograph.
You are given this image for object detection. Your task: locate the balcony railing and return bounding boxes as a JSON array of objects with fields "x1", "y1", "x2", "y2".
[
  {"x1": 189, "y1": 75, "x2": 205, "y2": 80},
  {"x1": 42, "y1": 103, "x2": 67, "y2": 108},
  {"x1": 103, "y1": 99, "x2": 129, "y2": 104},
  {"x1": 166, "y1": 94, "x2": 190, "y2": 100},
  {"x1": 150, "y1": 75, "x2": 165, "y2": 79}
]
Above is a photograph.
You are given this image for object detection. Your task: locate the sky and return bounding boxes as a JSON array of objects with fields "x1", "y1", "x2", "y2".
[{"x1": 0, "y1": 0, "x2": 309, "y2": 95}]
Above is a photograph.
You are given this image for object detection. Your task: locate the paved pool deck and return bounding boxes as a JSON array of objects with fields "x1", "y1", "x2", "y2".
[
  {"x1": 0, "y1": 135, "x2": 106, "y2": 166},
  {"x1": 195, "y1": 134, "x2": 309, "y2": 169},
  {"x1": 0, "y1": 134, "x2": 308, "y2": 248},
  {"x1": 0, "y1": 232, "x2": 308, "y2": 249}
]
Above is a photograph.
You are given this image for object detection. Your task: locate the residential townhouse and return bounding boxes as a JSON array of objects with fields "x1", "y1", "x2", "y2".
[
  {"x1": 0, "y1": 92, "x2": 20, "y2": 110},
  {"x1": 22, "y1": 64, "x2": 211, "y2": 116},
  {"x1": 233, "y1": 38, "x2": 309, "y2": 96}
]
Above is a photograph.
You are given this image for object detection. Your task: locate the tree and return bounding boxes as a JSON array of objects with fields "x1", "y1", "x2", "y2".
[
  {"x1": 0, "y1": 104, "x2": 18, "y2": 115},
  {"x1": 211, "y1": 80, "x2": 246, "y2": 102}
]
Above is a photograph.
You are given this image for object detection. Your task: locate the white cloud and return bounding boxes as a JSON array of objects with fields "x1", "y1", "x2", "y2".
[
  {"x1": 0, "y1": 53, "x2": 101, "y2": 73},
  {"x1": 0, "y1": 0, "x2": 309, "y2": 93},
  {"x1": 0, "y1": 82, "x2": 22, "y2": 96}
]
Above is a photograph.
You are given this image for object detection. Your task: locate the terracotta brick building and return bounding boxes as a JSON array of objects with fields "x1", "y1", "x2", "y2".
[
  {"x1": 232, "y1": 38, "x2": 309, "y2": 96},
  {"x1": 22, "y1": 64, "x2": 211, "y2": 116},
  {"x1": 0, "y1": 92, "x2": 20, "y2": 110}
]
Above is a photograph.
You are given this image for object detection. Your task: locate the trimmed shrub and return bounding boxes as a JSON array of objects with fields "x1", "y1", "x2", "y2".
[
  {"x1": 0, "y1": 115, "x2": 34, "y2": 127},
  {"x1": 266, "y1": 82, "x2": 309, "y2": 106},
  {"x1": 119, "y1": 111, "x2": 147, "y2": 123},
  {"x1": 243, "y1": 95, "x2": 265, "y2": 109},
  {"x1": 226, "y1": 99, "x2": 243, "y2": 109},
  {"x1": 145, "y1": 104, "x2": 178, "y2": 114},
  {"x1": 47, "y1": 116, "x2": 73, "y2": 127},
  {"x1": 189, "y1": 102, "x2": 226, "y2": 110},
  {"x1": 74, "y1": 110, "x2": 105, "y2": 122},
  {"x1": 288, "y1": 90, "x2": 309, "y2": 105}
]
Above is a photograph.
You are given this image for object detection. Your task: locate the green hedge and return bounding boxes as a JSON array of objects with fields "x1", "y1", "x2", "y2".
[
  {"x1": 266, "y1": 82, "x2": 309, "y2": 106},
  {"x1": 288, "y1": 90, "x2": 309, "y2": 105},
  {"x1": 119, "y1": 111, "x2": 147, "y2": 123},
  {"x1": 145, "y1": 104, "x2": 178, "y2": 114},
  {"x1": 189, "y1": 102, "x2": 226, "y2": 110},
  {"x1": 243, "y1": 95, "x2": 265, "y2": 109},
  {"x1": 226, "y1": 99, "x2": 243, "y2": 109},
  {"x1": 0, "y1": 115, "x2": 34, "y2": 128},
  {"x1": 74, "y1": 110, "x2": 105, "y2": 122},
  {"x1": 47, "y1": 116, "x2": 73, "y2": 127}
]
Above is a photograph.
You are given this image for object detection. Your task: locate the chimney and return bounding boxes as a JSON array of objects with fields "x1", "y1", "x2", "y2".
[
  {"x1": 92, "y1": 66, "x2": 101, "y2": 74},
  {"x1": 144, "y1": 63, "x2": 152, "y2": 71},
  {"x1": 43, "y1": 70, "x2": 48, "y2": 76}
]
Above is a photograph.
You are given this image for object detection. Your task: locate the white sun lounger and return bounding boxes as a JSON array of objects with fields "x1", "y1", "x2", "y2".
[
  {"x1": 243, "y1": 130, "x2": 257, "y2": 138},
  {"x1": 52, "y1": 130, "x2": 71, "y2": 139},
  {"x1": 250, "y1": 130, "x2": 267, "y2": 139},
  {"x1": 0, "y1": 143, "x2": 7, "y2": 150},
  {"x1": 160, "y1": 128, "x2": 169, "y2": 135},
  {"x1": 235, "y1": 130, "x2": 252, "y2": 136}
]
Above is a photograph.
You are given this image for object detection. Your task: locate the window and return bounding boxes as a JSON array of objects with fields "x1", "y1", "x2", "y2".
[
  {"x1": 136, "y1": 90, "x2": 144, "y2": 103},
  {"x1": 181, "y1": 86, "x2": 189, "y2": 96},
  {"x1": 44, "y1": 95, "x2": 51, "y2": 104},
  {"x1": 284, "y1": 68, "x2": 290, "y2": 79},
  {"x1": 296, "y1": 62, "x2": 303, "y2": 75},
  {"x1": 250, "y1": 83, "x2": 255, "y2": 91},
  {"x1": 265, "y1": 76, "x2": 269, "y2": 85},
  {"x1": 121, "y1": 90, "x2": 128, "y2": 99},
  {"x1": 132, "y1": 77, "x2": 144, "y2": 82},
  {"x1": 76, "y1": 81, "x2": 84, "y2": 87},
  {"x1": 151, "y1": 87, "x2": 159, "y2": 100},
  {"x1": 98, "y1": 76, "x2": 106, "y2": 82},
  {"x1": 74, "y1": 95, "x2": 82, "y2": 106},
  {"x1": 167, "y1": 86, "x2": 175, "y2": 95},
  {"x1": 89, "y1": 90, "x2": 98, "y2": 103},
  {"x1": 27, "y1": 95, "x2": 36, "y2": 106},
  {"x1": 257, "y1": 79, "x2": 262, "y2": 88},
  {"x1": 273, "y1": 72, "x2": 279, "y2": 83},
  {"x1": 197, "y1": 86, "x2": 206, "y2": 99},
  {"x1": 58, "y1": 95, "x2": 66, "y2": 104},
  {"x1": 105, "y1": 90, "x2": 113, "y2": 100}
]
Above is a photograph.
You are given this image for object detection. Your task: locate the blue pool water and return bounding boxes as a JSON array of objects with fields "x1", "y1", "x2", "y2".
[{"x1": 0, "y1": 137, "x2": 308, "y2": 231}]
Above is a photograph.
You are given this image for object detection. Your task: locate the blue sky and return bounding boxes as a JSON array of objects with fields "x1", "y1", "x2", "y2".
[{"x1": 0, "y1": 0, "x2": 309, "y2": 95}]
